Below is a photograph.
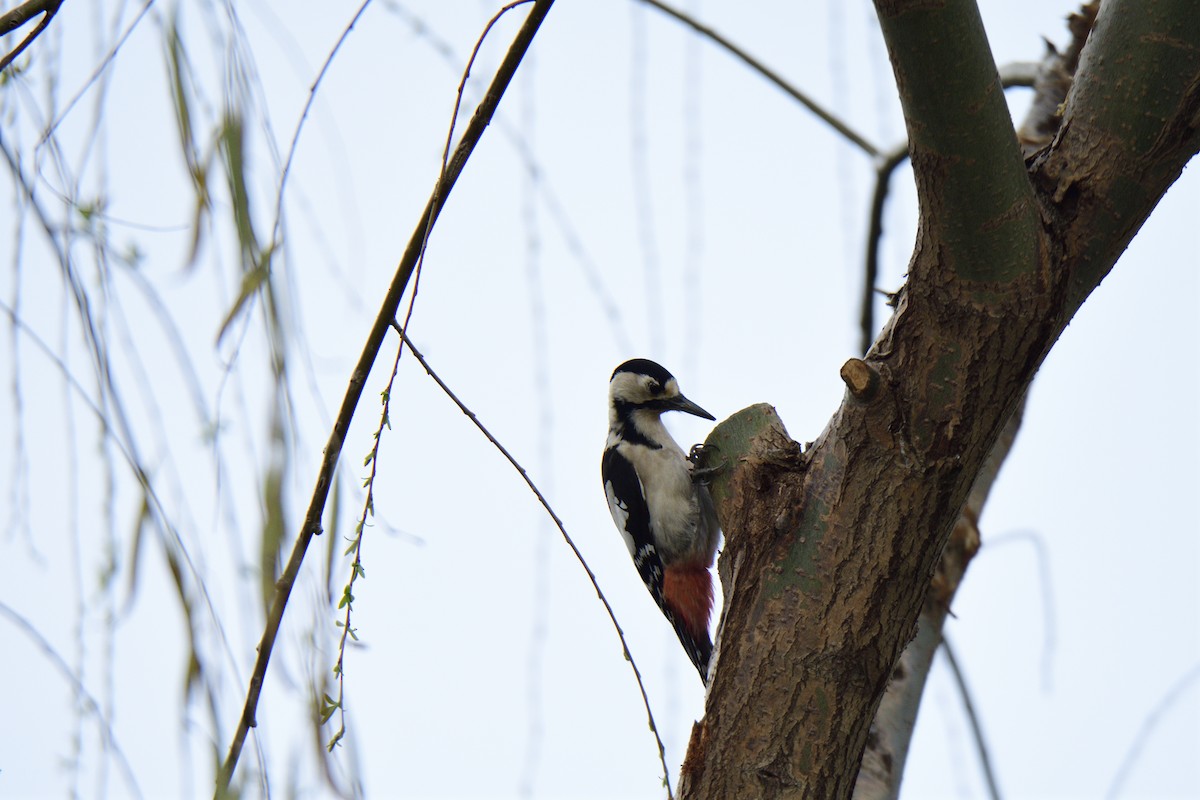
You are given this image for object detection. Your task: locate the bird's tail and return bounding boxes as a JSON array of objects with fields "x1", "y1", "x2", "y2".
[{"x1": 663, "y1": 564, "x2": 714, "y2": 684}]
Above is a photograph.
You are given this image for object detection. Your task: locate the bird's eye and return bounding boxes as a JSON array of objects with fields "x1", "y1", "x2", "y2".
[{"x1": 648, "y1": 381, "x2": 663, "y2": 395}]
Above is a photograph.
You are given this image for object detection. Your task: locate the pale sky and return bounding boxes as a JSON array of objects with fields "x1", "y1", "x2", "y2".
[{"x1": 0, "y1": 1, "x2": 1197, "y2": 798}]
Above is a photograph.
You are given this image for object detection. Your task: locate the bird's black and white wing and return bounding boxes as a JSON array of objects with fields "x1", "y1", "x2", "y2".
[
  {"x1": 603, "y1": 445, "x2": 714, "y2": 678},
  {"x1": 601, "y1": 446, "x2": 667, "y2": 611}
]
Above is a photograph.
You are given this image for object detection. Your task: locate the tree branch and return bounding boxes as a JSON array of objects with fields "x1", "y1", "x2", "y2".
[
  {"x1": 0, "y1": 0, "x2": 62, "y2": 72},
  {"x1": 1033, "y1": 0, "x2": 1200, "y2": 314},
  {"x1": 858, "y1": 143, "x2": 908, "y2": 355},
  {"x1": 875, "y1": 0, "x2": 1040, "y2": 287},
  {"x1": 398, "y1": 329, "x2": 676, "y2": 795},
  {"x1": 680, "y1": 1, "x2": 1200, "y2": 797},
  {"x1": 637, "y1": 0, "x2": 880, "y2": 158},
  {"x1": 858, "y1": 63, "x2": 1040, "y2": 355},
  {"x1": 214, "y1": 1, "x2": 555, "y2": 792},
  {"x1": 854, "y1": 10, "x2": 1095, "y2": 792},
  {"x1": 853, "y1": 399, "x2": 1022, "y2": 800}
]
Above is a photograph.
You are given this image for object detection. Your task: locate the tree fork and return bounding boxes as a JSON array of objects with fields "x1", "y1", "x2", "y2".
[{"x1": 679, "y1": 0, "x2": 1200, "y2": 797}]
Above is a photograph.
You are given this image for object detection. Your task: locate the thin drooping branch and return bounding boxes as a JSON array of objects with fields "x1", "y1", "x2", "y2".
[
  {"x1": 638, "y1": 0, "x2": 881, "y2": 158},
  {"x1": 39, "y1": 0, "x2": 154, "y2": 144},
  {"x1": 321, "y1": 0, "x2": 533, "y2": 761},
  {"x1": 640, "y1": 4, "x2": 1049, "y2": 355},
  {"x1": 269, "y1": 0, "x2": 374, "y2": 252},
  {"x1": 0, "y1": 600, "x2": 144, "y2": 800},
  {"x1": 1107, "y1": 662, "x2": 1200, "y2": 799},
  {"x1": 214, "y1": 1, "x2": 555, "y2": 792},
  {"x1": 940, "y1": 637, "x2": 1001, "y2": 800},
  {"x1": 397, "y1": 328, "x2": 676, "y2": 797},
  {"x1": 0, "y1": 0, "x2": 62, "y2": 72}
]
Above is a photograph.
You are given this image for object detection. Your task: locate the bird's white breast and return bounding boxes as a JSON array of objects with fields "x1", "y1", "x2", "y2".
[{"x1": 615, "y1": 418, "x2": 705, "y2": 564}]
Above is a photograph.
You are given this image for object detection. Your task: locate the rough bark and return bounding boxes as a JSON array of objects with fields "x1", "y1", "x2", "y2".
[
  {"x1": 852, "y1": 401, "x2": 1021, "y2": 800},
  {"x1": 679, "y1": 1, "x2": 1200, "y2": 797},
  {"x1": 854, "y1": 7, "x2": 1097, "y2": 797}
]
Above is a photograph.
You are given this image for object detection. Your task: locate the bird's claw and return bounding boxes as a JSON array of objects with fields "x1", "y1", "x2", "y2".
[{"x1": 688, "y1": 444, "x2": 725, "y2": 483}]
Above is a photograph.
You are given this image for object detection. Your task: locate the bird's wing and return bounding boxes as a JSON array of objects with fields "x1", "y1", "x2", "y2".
[
  {"x1": 603, "y1": 446, "x2": 713, "y2": 682},
  {"x1": 602, "y1": 446, "x2": 665, "y2": 605}
]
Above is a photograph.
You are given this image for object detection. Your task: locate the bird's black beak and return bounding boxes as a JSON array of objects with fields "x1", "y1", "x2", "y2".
[{"x1": 670, "y1": 394, "x2": 716, "y2": 421}]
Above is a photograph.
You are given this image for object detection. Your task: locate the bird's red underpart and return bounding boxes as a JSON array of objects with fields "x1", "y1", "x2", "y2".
[{"x1": 663, "y1": 563, "x2": 714, "y2": 642}]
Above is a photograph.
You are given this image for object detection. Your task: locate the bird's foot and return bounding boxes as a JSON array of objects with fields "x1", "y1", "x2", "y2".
[{"x1": 688, "y1": 444, "x2": 726, "y2": 483}]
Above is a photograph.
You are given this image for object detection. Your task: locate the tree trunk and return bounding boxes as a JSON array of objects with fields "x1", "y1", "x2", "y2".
[{"x1": 679, "y1": 1, "x2": 1200, "y2": 797}]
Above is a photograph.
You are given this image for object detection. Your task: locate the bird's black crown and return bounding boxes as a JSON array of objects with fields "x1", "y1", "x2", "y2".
[{"x1": 611, "y1": 358, "x2": 675, "y2": 386}]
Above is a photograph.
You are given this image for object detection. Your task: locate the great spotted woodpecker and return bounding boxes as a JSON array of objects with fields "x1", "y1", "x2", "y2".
[{"x1": 602, "y1": 359, "x2": 721, "y2": 684}]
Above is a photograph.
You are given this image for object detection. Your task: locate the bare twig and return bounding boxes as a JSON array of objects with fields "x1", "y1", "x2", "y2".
[
  {"x1": 215, "y1": 1, "x2": 555, "y2": 792},
  {"x1": 638, "y1": 0, "x2": 880, "y2": 158},
  {"x1": 941, "y1": 636, "x2": 1002, "y2": 800},
  {"x1": 38, "y1": 0, "x2": 154, "y2": 144},
  {"x1": 1106, "y1": 662, "x2": 1200, "y2": 799},
  {"x1": 985, "y1": 530, "x2": 1057, "y2": 690},
  {"x1": 269, "y1": 0, "x2": 373, "y2": 253},
  {"x1": 859, "y1": 142, "x2": 909, "y2": 355},
  {"x1": 0, "y1": 0, "x2": 63, "y2": 72},
  {"x1": 394, "y1": 0, "x2": 534, "y2": 359},
  {"x1": 257, "y1": 0, "x2": 375, "y2": 761},
  {"x1": 0, "y1": 601, "x2": 144, "y2": 800},
  {"x1": 382, "y1": 3, "x2": 635, "y2": 353},
  {"x1": 322, "y1": 0, "x2": 539, "y2": 761},
  {"x1": 396, "y1": 328, "x2": 676, "y2": 798}
]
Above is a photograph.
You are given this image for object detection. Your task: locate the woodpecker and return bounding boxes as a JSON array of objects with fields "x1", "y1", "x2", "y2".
[{"x1": 602, "y1": 358, "x2": 721, "y2": 683}]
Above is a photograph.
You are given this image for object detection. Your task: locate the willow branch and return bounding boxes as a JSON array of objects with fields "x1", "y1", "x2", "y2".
[
  {"x1": 941, "y1": 637, "x2": 1001, "y2": 800},
  {"x1": 397, "y1": 328, "x2": 675, "y2": 796},
  {"x1": 0, "y1": 0, "x2": 62, "y2": 71},
  {"x1": 638, "y1": 0, "x2": 880, "y2": 158},
  {"x1": 214, "y1": 1, "x2": 555, "y2": 792}
]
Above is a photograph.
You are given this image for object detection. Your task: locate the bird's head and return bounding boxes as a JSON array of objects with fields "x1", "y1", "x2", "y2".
[{"x1": 608, "y1": 358, "x2": 715, "y2": 421}]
